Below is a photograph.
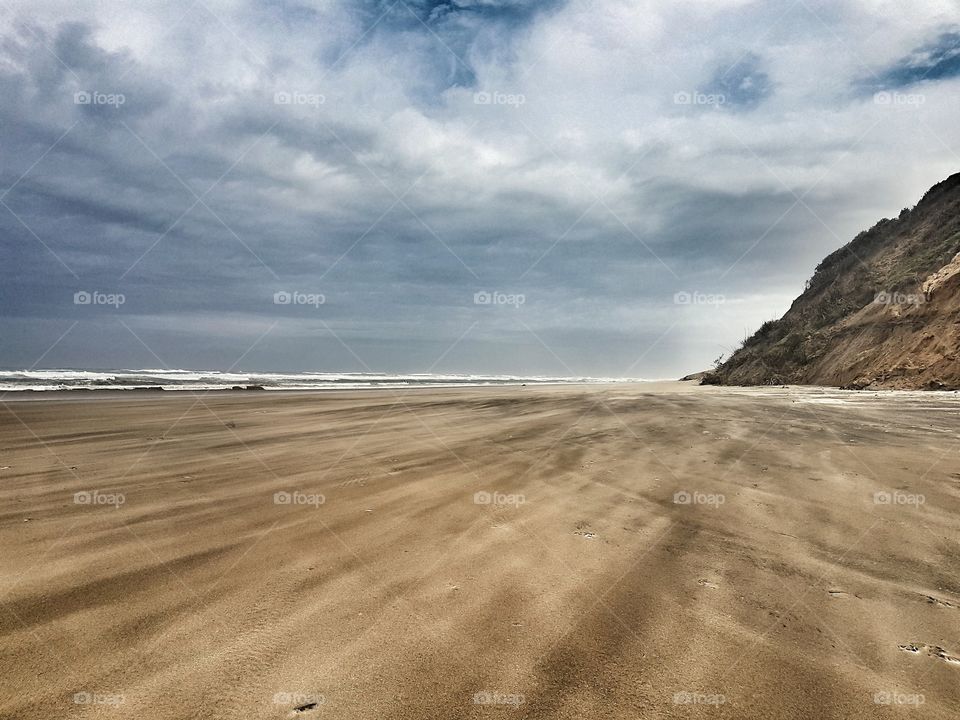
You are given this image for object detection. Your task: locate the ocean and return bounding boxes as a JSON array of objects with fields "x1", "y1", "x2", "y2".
[{"x1": 0, "y1": 369, "x2": 636, "y2": 392}]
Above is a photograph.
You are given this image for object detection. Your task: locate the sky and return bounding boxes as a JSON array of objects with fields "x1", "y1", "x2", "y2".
[{"x1": 1, "y1": 0, "x2": 959, "y2": 378}]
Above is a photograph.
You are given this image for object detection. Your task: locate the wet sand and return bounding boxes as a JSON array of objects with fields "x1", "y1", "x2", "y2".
[{"x1": 2, "y1": 382, "x2": 959, "y2": 719}]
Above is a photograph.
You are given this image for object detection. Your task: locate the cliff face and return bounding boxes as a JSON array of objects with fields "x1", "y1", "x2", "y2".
[{"x1": 713, "y1": 172, "x2": 960, "y2": 390}]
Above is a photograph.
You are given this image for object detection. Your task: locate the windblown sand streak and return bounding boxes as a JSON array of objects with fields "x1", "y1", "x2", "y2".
[{"x1": 1, "y1": 383, "x2": 959, "y2": 718}]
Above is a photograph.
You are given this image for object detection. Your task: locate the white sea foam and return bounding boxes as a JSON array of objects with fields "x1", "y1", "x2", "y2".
[{"x1": 0, "y1": 369, "x2": 647, "y2": 392}]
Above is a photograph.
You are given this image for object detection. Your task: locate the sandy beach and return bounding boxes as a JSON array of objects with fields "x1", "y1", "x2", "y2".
[{"x1": 2, "y1": 383, "x2": 960, "y2": 719}]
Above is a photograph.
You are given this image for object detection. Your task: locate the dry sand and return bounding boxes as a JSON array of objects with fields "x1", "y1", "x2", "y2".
[{"x1": 2, "y1": 382, "x2": 960, "y2": 719}]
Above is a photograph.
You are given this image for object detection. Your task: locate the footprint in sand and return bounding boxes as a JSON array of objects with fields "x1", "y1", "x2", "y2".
[
  {"x1": 290, "y1": 701, "x2": 319, "y2": 715},
  {"x1": 697, "y1": 579, "x2": 719, "y2": 589},
  {"x1": 573, "y1": 521, "x2": 596, "y2": 539},
  {"x1": 284, "y1": 696, "x2": 325, "y2": 716},
  {"x1": 899, "y1": 643, "x2": 960, "y2": 666}
]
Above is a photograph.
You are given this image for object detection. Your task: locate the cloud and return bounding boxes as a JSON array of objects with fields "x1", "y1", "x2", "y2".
[
  {"x1": 1, "y1": 1, "x2": 959, "y2": 377},
  {"x1": 859, "y1": 28, "x2": 960, "y2": 91},
  {"x1": 704, "y1": 52, "x2": 773, "y2": 110},
  {"x1": 339, "y1": 0, "x2": 565, "y2": 91}
]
